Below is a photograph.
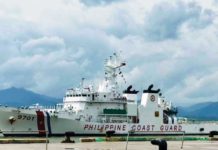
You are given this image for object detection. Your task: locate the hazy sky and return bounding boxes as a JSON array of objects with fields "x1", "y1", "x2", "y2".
[{"x1": 0, "y1": 0, "x2": 218, "y2": 105}]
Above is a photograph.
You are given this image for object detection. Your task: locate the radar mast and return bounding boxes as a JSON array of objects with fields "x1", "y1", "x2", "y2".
[{"x1": 98, "y1": 52, "x2": 126, "y2": 94}]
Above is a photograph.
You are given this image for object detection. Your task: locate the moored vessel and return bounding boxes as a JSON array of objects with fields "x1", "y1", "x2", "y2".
[{"x1": 0, "y1": 53, "x2": 217, "y2": 136}]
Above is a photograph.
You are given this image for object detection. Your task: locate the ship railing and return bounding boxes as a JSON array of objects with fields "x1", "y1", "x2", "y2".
[
  {"x1": 28, "y1": 105, "x2": 57, "y2": 110},
  {"x1": 125, "y1": 130, "x2": 186, "y2": 150},
  {"x1": 1, "y1": 130, "x2": 49, "y2": 150}
]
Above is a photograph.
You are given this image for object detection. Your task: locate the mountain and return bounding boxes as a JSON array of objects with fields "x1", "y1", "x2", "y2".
[
  {"x1": 0, "y1": 87, "x2": 61, "y2": 107},
  {"x1": 177, "y1": 102, "x2": 218, "y2": 120}
]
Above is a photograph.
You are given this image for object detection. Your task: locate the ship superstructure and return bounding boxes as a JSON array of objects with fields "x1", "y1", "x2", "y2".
[
  {"x1": 62, "y1": 53, "x2": 128, "y2": 124},
  {"x1": 0, "y1": 53, "x2": 217, "y2": 136}
]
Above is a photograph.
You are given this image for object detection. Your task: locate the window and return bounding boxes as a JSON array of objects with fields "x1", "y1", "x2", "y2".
[
  {"x1": 200, "y1": 128, "x2": 204, "y2": 132},
  {"x1": 155, "y1": 111, "x2": 159, "y2": 117}
]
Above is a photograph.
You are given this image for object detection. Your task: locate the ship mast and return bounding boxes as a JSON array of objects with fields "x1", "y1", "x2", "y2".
[{"x1": 99, "y1": 52, "x2": 126, "y2": 94}]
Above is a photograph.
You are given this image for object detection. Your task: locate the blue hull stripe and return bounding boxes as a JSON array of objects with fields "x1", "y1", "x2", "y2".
[{"x1": 46, "y1": 112, "x2": 52, "y2": 135}]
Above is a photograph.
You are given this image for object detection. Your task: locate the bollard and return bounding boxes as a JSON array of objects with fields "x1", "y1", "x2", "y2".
[
  {"x1": 151, "y1": 139, "x2": 167, "y2": 150},
  {"x1": 209, "y1": 131, "x2": 218, "y2": 137},
  {"x1": 106, "y1": 130, "x2": 115, "y2": 138},
  {"x1": 61, "y1": 131, "x2": 75, "y2": 143}
]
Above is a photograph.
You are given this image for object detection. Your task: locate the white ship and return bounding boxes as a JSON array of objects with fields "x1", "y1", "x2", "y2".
[{"x1": 0, "y1": 53, "x2": 217, "y2": 136}]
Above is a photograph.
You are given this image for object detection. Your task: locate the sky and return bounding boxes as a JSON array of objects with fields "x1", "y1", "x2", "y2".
[{"x1": 0, "y1": 0, "x2": 218, "y2": 105}]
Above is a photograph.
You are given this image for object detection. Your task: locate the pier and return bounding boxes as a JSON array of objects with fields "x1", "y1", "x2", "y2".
[{"x1": 0, "y1": 141, "x2": 218, "y2": 150}]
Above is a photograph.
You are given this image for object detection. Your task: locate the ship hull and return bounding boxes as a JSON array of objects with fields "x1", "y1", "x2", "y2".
[{"x1": 0, "y1": 107, "x2": 217, "y2": 137}]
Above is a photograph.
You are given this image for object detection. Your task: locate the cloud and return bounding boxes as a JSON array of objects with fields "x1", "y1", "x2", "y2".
[
  {"x1": 183, "y1": 71, "x2": 218, "y2": 98},
  {"x1": 0, "y1": 18, "x2": 41, "y2": 64},
  {"x1": 21, "y1": 36, "x2": 65, "y2": 55},
  {"x1": 144, "y1": 1, "x2": 215, "y2": 41},
  {"x1": 80, "y1": 0, "x2": 124, "y2": 6},
  {"x1": 0, "y1": 0, "x2": 218, "y2": 106}
]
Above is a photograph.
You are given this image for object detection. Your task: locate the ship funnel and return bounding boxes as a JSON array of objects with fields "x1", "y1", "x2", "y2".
[
  {"x1": 123, "y1": 85, "x2": 138, "y2": 117},
  {"x1": 123, "y1": 85, "x2": 138, "y2": 103},
  {"x1": 141, "y1": 84, "x2": 160, "y2": 107},
  {"x1": 138, "y1": 84, "x2": 163, "y2": 124}
]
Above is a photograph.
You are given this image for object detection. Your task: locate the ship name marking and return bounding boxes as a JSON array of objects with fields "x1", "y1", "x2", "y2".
[
  {"x1": 83, "y1": 124, "x2": 183, "y2": 132},
  {"x1": 84, "y1": 124, "x2": 127, "y2": 131},
  {"x1": 160, "y1": 125, "x2": 182, "y2": 132}
]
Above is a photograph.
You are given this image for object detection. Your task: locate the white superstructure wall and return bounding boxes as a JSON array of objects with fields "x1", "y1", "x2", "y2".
[{"x1": 139, "y1": 92, "x2": 163, "y2": 124}]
